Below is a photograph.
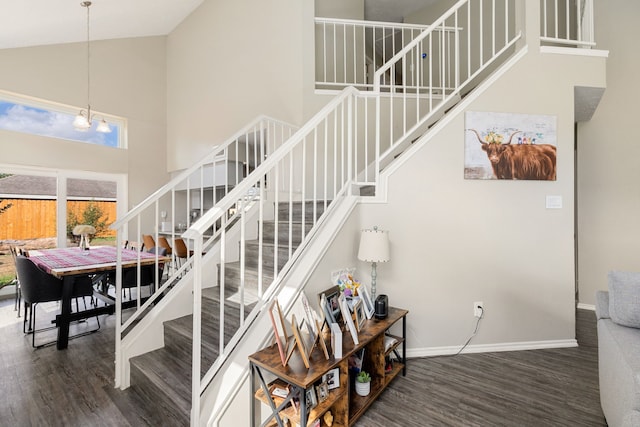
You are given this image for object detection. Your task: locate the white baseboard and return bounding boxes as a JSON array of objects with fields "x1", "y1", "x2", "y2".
[
  {"x1": 577, "y1": 303, "x2": 595, "y2": 311},
  {"x1": 406, "y1": 339, "x2": 578, "y2": 358}
]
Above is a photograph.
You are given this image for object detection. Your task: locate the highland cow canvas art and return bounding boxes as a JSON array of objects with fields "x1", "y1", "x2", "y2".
[{"x1": 464, "y1": 111, "x2": 557, "y2": 180}]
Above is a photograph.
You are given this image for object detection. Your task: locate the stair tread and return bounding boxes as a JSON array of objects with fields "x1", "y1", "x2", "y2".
[{"x1": 130, "y1": 349, "x2": 192, "y2": 413}]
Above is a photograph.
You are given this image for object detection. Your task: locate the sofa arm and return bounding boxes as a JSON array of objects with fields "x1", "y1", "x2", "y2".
[{"x1": 596, "y1": 290, "x2": 610, "y2": 320}]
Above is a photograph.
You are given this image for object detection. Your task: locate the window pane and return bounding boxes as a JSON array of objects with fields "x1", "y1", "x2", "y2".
[
  {"x1": 0, "y1": 100, "x2": 121, "y2": 147},
  {"x1": 67, "y1": 178, "x2": 117, "y2": 245}
]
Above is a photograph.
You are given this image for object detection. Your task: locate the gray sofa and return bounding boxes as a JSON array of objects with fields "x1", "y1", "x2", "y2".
[{"x1": 596, "y1": 271, "x2": 640, "y2": 427}]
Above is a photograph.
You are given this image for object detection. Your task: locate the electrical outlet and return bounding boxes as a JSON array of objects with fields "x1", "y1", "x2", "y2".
[{"x1": 474, "y1": 301, "x2": 483, "y2": 318}]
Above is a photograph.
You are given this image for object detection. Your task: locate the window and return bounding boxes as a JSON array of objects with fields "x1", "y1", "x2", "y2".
[{"x1": 0, "y1": 93, "x2": 125, "y2": 148}]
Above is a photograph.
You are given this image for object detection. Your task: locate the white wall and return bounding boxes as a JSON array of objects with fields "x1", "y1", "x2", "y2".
[
  {"x1": 166, "y1": 0, "x2": 306, "y2": 172},
  {"x1": 577, "y1": 1, "x2": 639, "y2": 306},
  {"x1": 0, "y1": 36, "x2": 169, "y2": 208},
  {"x1": 302, "y1": 48, "x2": 605, "y2": 352}
]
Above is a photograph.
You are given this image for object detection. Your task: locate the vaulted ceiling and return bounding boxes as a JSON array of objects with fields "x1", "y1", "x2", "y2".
[{"x1": 0, "y1": 0, "x2": 438, "y2": 50}]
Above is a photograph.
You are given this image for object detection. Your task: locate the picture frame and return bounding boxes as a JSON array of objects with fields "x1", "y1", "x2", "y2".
[
  {"x1": 330, "y1": 322, "x2": 342, "y2": 358},
  {"x1": 300, "y1": 292, "x2": 318, "y2": 335},
  {"x1": 305, "y1": 385, "x2": 318, "y2": 410},
  {"x1": 353, "y1": 299, "x2": 366, "y2": 332},
  {"x1": 316, "y1": 381, "x2": 329, "y2": 403},
  {"x1": 359, "y1": 283, "x2": 375, "y2": 319},
  {"x1": 315, "y1": 318, "x2": 330, "y2": 360},
  {"x1": 268, "y1": 300, "x2": 288, "y2": 366},
  {"x1": 286, "y1": 314, "x2": 311, "y2": 368},
  {"x1": 339, "y1": 294, "x2": 359, "y2": 345},
  {"x1": 319, "y1": 292, "x2": 332, "y2": 327},
  {"x1": 323, "y1": 367, "x2": 340, "y2": 390},
  {"x1": 319, "y1": 286, "x2": 342, "y2": 325}
]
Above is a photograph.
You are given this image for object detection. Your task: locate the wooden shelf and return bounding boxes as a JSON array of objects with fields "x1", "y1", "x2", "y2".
[
  {"x1": 250, "y1": 307, "x2": 408, "y2": 427},
  {"x1": 384, "y1": 333, "x2": 404, "y2": 357},
  {"x1": 255, "y1": 379, "x2": 347, "y2": 427}
]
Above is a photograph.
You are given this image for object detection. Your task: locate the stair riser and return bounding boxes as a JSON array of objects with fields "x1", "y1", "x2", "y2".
[
  {"x1": 243, "y1": 242, "x2": 294, "y2": 270},
  {"x1": 276, "y1": 201, "x2": 329, "y2": 222},
  {"x1": 262, "y1": 221, "x2": 314, "y2": 244},
  {"x1": 221, "y1": 264, "x2": 274, "y2": 291}
]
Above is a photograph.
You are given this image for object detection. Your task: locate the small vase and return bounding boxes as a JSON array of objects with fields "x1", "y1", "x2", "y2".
[{"x1": 355, "y1": 381, "x2": 370, "y2": 397}]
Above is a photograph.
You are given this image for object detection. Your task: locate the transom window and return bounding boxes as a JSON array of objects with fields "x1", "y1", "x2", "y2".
[{"x1": 0, "y1": 92, "x2": 125, "y2": 148}]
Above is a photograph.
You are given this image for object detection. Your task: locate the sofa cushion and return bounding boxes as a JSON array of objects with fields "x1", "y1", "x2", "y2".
[
  {"x1": 609, "y1": 271, "x2": 640, "y2": 328},
  {"x1": 596, "y1": 290, "x2": 610, "y2": 320}
]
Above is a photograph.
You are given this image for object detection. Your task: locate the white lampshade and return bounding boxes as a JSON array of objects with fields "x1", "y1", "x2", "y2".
[
  {"x1": 96, "y1": 119, "x2": 112, "y2": 133},
  {"x1": 73, "y1": 112, "x2": 90, "y2": 131},
  {"x1": 358, "y1": 227, "x2": 390, "y2": 263}
]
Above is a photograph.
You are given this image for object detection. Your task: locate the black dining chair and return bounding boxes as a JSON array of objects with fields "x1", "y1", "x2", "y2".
[
  {"x1": 107, "y1": 247, "x2": 167, "y2": 301},
  {"x1": 15, "y1": 256, "x2": 100, "y2": 348}
]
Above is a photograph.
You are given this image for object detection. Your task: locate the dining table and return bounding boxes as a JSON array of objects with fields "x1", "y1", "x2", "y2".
[{"x1": 28, "y1": 245, "x2": 166, "y2": 350}]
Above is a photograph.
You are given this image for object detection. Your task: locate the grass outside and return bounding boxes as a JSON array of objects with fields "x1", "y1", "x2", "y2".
[{"x1": 0, "y1": 236, "x2": 116, "y2": 286}]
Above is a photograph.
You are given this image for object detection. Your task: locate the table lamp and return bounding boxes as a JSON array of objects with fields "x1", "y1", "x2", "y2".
[{"x1": 357, "y1": 226, "x2": 390, "y2": 300}]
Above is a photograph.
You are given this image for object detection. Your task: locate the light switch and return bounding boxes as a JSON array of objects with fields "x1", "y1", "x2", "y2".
[{"x1": 546, "y1": 195, "x2": 562, "y2": 209}]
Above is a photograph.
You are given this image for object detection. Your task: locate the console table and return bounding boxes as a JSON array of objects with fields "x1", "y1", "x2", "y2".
[{"x1": 249, "y1": 306, "x2": 408, "y2": 427}]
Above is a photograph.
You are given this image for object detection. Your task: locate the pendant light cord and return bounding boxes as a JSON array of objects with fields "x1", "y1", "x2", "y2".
[{"x1": 83, "y1": 1, "x2": 92, "y2": 115}]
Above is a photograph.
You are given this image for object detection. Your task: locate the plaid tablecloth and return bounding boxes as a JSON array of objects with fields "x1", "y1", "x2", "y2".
[{"x1": 29, "y1": 246, "x2": 159, "y2": 275}]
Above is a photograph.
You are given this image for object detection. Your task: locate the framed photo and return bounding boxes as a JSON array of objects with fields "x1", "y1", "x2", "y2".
[
  {"x1": 286, "y1": 314, "x2": 310, "y2": 369},
  {"x1": 353, "y1": 299, "x2": 366, "y2": 332},
  {"x1": 319, "y1": 293, "x2": 332, "y2": 326},
  {"x1": 316, "y1": 381, "x2": 329, "y2": 403},
  {"x1": 319, "y1": 286, "x2": 342, "y2": 324},
  {"x1": 323, "y1": 367, "x2": 340, "y2": 390},
  {"x1": 339, "y1": 294, "x2": 359, "y2": 345},
  {"x1": 359, "y1": 284, "x2": 375, "y2": 319},
  {"x1": 305, "y1": 386, "x2": 318, "y2": 410},
  {"x1": 268, "y1": 300, "x2": 288, "y2": 366},
  {"x1": 300, "y1": 292, "x2": 318, "y2": 335}
]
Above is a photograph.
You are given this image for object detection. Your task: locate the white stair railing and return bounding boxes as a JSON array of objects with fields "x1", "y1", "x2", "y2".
[
  {"x1": 192, "y1": 1, "x2": 528, "y2": 424},
  {"x1": 315, "y1": 17, "x2": 460, "y2": 91},
  {"x1": 540, "y1": 0, "x2": 595, "y2": 47},
  {"x1": 113, "y1": 0, "x2": 601, "y2": 423},
  {"x1": 110, "y1": 115, "x2": 297, "y2": 388},
  {"x1": 185, "y1": 86, "x2": 382, "y2": 424},
  {"x1": 374, "y1": 0, "x2": 522, "y2": 166}
]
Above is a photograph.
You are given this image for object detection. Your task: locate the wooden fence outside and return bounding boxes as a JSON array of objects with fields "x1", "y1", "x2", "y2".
[{"x1": 0, "y1": 199, "x2": 116, "y2": 240}]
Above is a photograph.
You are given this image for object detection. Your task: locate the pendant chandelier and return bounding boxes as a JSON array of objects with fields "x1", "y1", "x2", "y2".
[{"x1": 73, "y1": 1, "x2": 111, "y2": 133}]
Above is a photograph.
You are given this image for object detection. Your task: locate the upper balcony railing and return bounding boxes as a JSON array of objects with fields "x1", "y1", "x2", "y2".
[
  {"x1": 540, "y1": 0, "x2": 595, "y2": 48},
  {"x1": 373, "y1": 0, "x2": 522, "y2": 166},
  {"x1": 315, "y1": 17, "x2": 460, "y2": 92}
]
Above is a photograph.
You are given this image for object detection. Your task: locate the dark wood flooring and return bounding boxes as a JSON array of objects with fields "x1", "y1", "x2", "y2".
[
  {"x1": 355, "y1": 309, "x2": 605, "y2": 426},
  {"x1": 0, "y1": 298, "x2": 604, "y2": 427}
]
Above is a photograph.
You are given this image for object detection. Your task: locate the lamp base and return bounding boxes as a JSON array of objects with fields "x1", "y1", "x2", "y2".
[{"x1": 374, "y1": 295, "x2": 388, "y2": 319}]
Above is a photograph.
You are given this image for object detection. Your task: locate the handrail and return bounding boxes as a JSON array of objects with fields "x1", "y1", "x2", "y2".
[
  {"x1": 373, "y1": 0, "x2": 522, "y2": 167},
  {"x1": 540, "y1": 0, "x2": 595, "y2": 48},
  {"x1": 113, "y1": 1, "x2": 601, "y2": 424},
  {"x1": 184, "y1": 88, "x2": 361, "y2": 238},
  {"x1": 185, "y1": 85, "x2": 379, "y2": 424},
  {"x1": 111, "y1": 115, "x2": 298, "y2": 389},
  {"x1": 112, "y1": 115, "x2": 296, "y2": 229},
  {"x1": 314, "y1": 17, "x2": 460, "y2": 91}
]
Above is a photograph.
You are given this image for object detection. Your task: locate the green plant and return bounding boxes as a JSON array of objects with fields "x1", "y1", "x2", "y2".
[
  {"x1": 356, "y1": 371, "x2": 371, "y2": 383},
  {"x1": 67, "y1": 202, "x2": 111, "y2": 238},
  {"x1": 0, "y1": 273, "x2": 15, "y2": 288}
]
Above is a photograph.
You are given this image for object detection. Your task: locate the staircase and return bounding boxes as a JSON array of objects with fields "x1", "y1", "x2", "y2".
[
  {"x1": 110, "y1": 1, "x2": 599, "y2": 425},
  {"x1": 126, "y1": 200, "x2": 329, "y2": 424}
]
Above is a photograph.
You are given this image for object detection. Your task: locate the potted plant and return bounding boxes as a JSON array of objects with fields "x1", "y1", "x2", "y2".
[{"x1": 355, "y1": 371, "x2": 371, "y2": 396}]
